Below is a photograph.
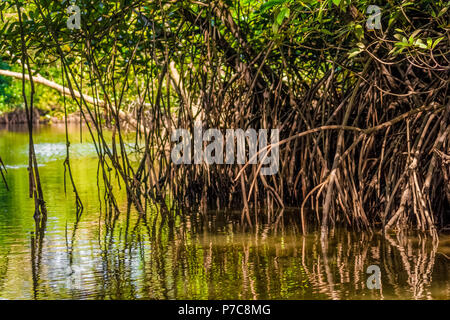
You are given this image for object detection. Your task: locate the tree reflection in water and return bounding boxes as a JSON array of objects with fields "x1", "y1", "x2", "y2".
[{"x1": 9, "y1": 209, "x2": 450, "y2": 300}]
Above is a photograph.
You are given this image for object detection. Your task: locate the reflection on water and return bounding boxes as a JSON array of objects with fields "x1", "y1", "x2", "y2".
[{"x1": 0, "y1": 124, "x2": 449, "y2": 300}]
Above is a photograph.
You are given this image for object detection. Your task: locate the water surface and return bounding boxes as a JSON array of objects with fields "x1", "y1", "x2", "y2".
[{"x1": 0, "y1": 124, "x2": 449, "y2": 300}]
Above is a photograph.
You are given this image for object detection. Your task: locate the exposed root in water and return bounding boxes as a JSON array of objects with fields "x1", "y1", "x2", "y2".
[
  {"x1": 1, "y1": 1, "x2": 448, "y2": 234},
  {"x1": 0, "y1": 155, "x2": 7, "y2": 190}
]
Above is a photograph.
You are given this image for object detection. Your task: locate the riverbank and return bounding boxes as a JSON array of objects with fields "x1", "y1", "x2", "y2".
[{"x1": 0, "y1": 108, "x2": 85, "y2": 125}]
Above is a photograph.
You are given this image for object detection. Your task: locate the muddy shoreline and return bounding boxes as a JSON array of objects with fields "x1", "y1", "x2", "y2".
[{"x1": 0, "y1": 108, "x2": 82, "y2": 125}]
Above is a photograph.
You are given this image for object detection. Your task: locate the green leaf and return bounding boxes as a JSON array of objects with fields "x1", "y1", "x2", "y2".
[
  {"x1": 414, "y1": 39, "x2": 427, "y2": 49},
  {"x1": 260, "y1": 0, "x2": 286, "y2": 12},
  {"x1": 332, "y1": 0, "x2": 341, "y2": 6},
  {"x1": 438, "y1": 7, "x2": 448, "y2": 17},
  {"x1": 348, "y1": 48, "x2": 362, "y2": 59},
  {"x1": 276, "y1": 7, "x2": 290, "y2": 25},
  {"x1": 354, "y1": 24, "x2": 364, "y2": 41},
  {"x1": 320, "y1": 29, "x2": 333, "y2": 36},
  {"x1": 272, "y1": 22, "x2": 279, "y2": 33},
  {"x1": 432, "y1": 37, "x2": 444, "y2": 49},
  {"x1": 411, "y1": 29, "x2": 422, "y2": 38},
  {"x1": 388, "y1": 47, "x2": 398, "y2": 56}
]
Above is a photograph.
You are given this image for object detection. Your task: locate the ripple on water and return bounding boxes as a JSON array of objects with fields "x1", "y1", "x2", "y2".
[{"x1": 32, "y1": 143, "x2": 97, "y2": 162}]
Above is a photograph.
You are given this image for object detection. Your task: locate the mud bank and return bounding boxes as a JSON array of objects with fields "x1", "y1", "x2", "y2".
[{"x1": 0, "y1": 108, "x2": 82, "y2": 125}]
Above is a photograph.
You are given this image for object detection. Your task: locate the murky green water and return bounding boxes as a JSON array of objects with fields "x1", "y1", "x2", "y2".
[{"x1": 0, "y1": 124, "x2": 449, "y2": 300}]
